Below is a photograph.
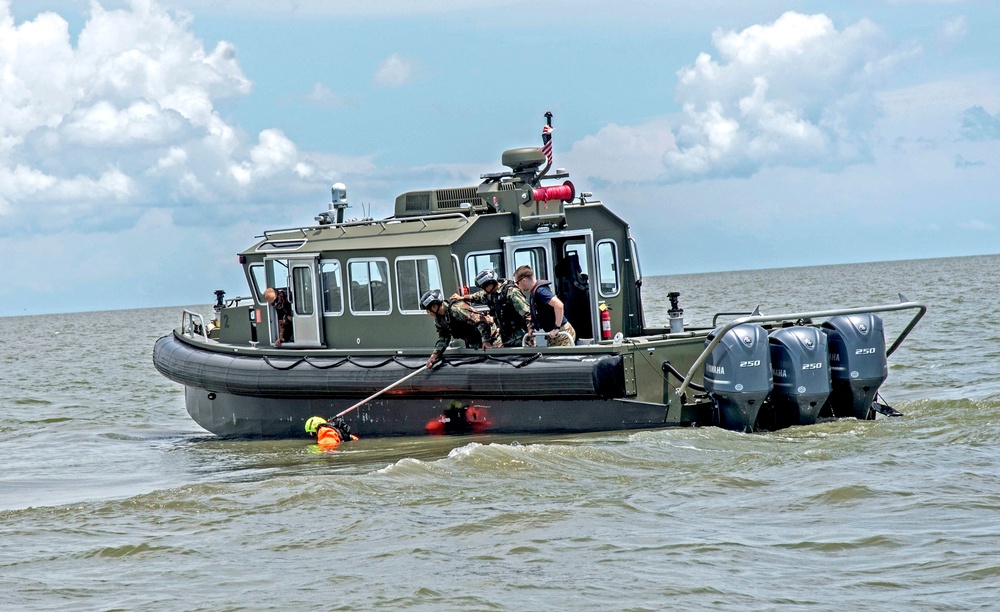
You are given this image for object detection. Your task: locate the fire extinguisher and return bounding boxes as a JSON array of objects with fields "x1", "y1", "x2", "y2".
[{"x1": 600, "y1": 302, "x2": 612, "y2": 340}]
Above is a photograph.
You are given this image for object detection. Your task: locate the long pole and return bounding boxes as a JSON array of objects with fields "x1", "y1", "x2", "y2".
[{"x1": 334, "y1": 367, "x2": 426, "y2": 418}]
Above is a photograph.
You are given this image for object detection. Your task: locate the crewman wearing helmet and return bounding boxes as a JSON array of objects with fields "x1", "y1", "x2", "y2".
[
  {"x1": 451, "y1": 269, "x2": 533, "y2": 347},
  {"x1": 421, "y1": 289, "x2": 501, "y2": 368},
  {"x1": 305, "y1": 416, "x2": 358, "y2": 449}
]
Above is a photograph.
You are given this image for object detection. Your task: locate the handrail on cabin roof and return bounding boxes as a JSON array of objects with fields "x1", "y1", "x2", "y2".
[{"x1": 261, "y1": 212, "x2": 471, "y2": 240}]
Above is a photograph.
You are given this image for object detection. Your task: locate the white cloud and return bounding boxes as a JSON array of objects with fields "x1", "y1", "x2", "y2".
[
  {"x1": 61, "y1": 100, "x2": 190, "y2": 146},
  {"x1": 229, "y1": 128, "x2": 313, "y2": 186},
  {"x1": 937, "y1": 15, "x2": 967, "y2": 50},
  {"x1": 0, "y1": 0, "x2": 374, "y2": 236},
  {"x1": 373, "y1": 53, "x2": 420, "y2": 88},
  {"x1": 0, "y1": 164, "x2": 133, "y2": 203},
  {"x1": 563, "y1": 120, "x2": 678, "y2": 182},
  {"x1": 305, "y1": 82, "x2": 343, "y2": 107},
  {"x1": 148, "y1": 147, "x2": 188, "y2": 173},
  {"x1": 664, "y1": 11, "x2": 909, "y2": 180}
]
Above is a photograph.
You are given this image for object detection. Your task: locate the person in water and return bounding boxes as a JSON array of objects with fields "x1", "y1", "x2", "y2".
[
  {"x1": 420, "y1": 289, "x2": 501, "y2": 368},
  {"x1": 451, "y1": 268, "x2": 533, "y2": 347},
  {"x1": 305, "y1": 416, "x2": 357, "y2": 449},
  {"x1": 263, "y1": 287, "x2": 293, "y2": 347},
  {"x1": 514, "y1": 265, "x2": 576, "y2": 347}
]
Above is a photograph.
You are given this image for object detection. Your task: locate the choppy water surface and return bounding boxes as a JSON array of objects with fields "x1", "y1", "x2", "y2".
[{"x1": 2, "y1": 255, "x2": 999, "y2": 610}]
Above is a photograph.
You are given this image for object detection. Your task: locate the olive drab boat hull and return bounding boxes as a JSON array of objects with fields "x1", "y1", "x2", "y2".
[{"x1": 152, "y1": 115, "x2": 926, "y2": 438}]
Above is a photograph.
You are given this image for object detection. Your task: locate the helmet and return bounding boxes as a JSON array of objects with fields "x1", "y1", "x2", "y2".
[
  {"x1": 305, "y1": 416, "x2": 327, "y2": 434},
  {"x1": 474, "y1": 269, "x2": 499, "y2": 290},
  {"x1": 419, "y1": 289, "x2": 444, "y2": 310}
]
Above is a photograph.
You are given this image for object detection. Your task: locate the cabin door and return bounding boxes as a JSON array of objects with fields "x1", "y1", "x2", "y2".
[
  {"x1": 264, "y1": 255, "x2": 324, "y2": 348},
  {"x1": 503, "y1": 232, "x2": 600, "y2": 341}
]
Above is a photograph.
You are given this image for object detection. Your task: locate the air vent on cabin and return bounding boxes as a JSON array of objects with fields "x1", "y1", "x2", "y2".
[
  {"x1": 435, "y1": 187, "x2": 485, "y2": 210},
  {"x1": 405, "y1": 193, "x2": 431, "y2": 212},
  {"x1": 394, "y1": 186, "x2": 488, "y2": 217}
]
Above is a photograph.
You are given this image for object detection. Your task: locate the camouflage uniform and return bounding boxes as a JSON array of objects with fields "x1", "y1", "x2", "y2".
[
  {"x1": 430, "y1": 299, "x2": 501, "y2": 360},
  {"x1": 466, "y1": 279, "x2": 533, "y2": 347}
]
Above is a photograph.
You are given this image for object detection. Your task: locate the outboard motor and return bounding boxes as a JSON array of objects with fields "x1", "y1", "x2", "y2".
[
  {"x1": 767, "y1": 326, "x2": 832, "y2": 428},
  {"x1": 822, "y1": 314, "x2": 887, "y2": 420},
  {"x1": 703, "y1": 324, "x2": 772, "y2": 432}
]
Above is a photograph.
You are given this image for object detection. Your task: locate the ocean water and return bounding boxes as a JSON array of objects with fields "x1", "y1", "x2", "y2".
[{"x1": 2, "y1": 254, "x2": 999, "y2": 610}]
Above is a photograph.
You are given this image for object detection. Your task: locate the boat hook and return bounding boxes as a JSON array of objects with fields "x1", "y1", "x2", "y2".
[{"x1": 334, "y1": 367, "x2": 427, "y2": 418}]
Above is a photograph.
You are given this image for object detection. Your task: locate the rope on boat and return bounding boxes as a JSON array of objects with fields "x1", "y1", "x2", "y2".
[
  {"x1": 301, "y1": 357, "x2": 351, "y2": 369},
  {"x1": 262, "y1": 353, "x2": 543, "y2": 371},
  {"x1": 438, "y1": 353, "x2": 542, "y2": 369},
  {"x1": 261, "y1": 356, "x2": 307, "y2": 370},
  {"x1": 322, "y1": 356, "x2": 398, "y2": 369}
]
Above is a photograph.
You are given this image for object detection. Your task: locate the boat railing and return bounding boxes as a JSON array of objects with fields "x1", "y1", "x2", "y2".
[
  {"x1": 712, "y1": 311, "x2": 755, "y2": 326},
  {"x1": 261, "y1": 212, "x2": 472, "y2": 239},
  {"x1": 181, "y1": 310, "x2": 209, "y2": 341},
  {"x1": 224, "y1": 295, "x2": 255, "y2": 308},
  {"x1": 523, "y1": 330, "x2": 575, "y2": 347},
  {"x1": 676, "y1": 295, "x2": 927, "y2": 398}
]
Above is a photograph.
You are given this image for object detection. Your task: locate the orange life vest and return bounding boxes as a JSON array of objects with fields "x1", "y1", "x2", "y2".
[
  {"x1": 316, "y1": 425, "x2": 343, "y2": 448},
  {"x1": 316, "y1": 424, "x2": 358, "y2": 449}
]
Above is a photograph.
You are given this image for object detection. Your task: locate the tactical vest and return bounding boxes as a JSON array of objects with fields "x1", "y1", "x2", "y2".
[
  {"x1": 489, "y1": 282, "x2": 528, "y2": 339},
  {"x1": 529, "y1": 280, "x2": 558, "y2": 332},
  {"x1": 439, "y1": 300, "x2": 486, "y2": 348}
]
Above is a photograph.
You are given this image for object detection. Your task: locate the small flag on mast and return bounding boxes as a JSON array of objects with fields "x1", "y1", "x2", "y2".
[{"x1": 541, "y1": 111, "x2": 553, "y2": 165}]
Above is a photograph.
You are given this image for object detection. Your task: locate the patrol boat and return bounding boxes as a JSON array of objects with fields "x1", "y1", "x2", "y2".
[{"x1": 153, "y1": 116, "x2": 926, "y2": 438}]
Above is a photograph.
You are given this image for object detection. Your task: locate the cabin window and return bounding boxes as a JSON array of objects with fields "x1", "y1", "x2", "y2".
[
  {"x1": 513, "y1": 247, "x2": 548, "y2": 280},
  {"x1": 264, "y1": 259, "x2": 291, "y2": 300},
  {"x1": 320, "y1": 260, "x2": 344, "y2": 316},
  {"x1": 396, "y1": 256, "x2": 443, "y2": 314},
  {"x1": 249, "y1": 264, "x2": 267, "y2": 301},
  {"x1": 466, "y1": 250, "x2": 504, "y2": 284},
  {"x1": 291, "y1": 265, "x2": 315, "y2": 316},
  {"x1": 596, "y1": 240, "x2": 620, "y2": 297},
  {"x1": 348, "y1": 258, "x2": 392, "y2": 315}
]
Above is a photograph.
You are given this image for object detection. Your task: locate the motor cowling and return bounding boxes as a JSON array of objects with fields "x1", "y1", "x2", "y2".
[
  {"x1": 703, "y1": 324, "x2": 772, "y2": 432},
  {"x1": 768, "y1": 326, "x2": 832, "y2": 427},
  {"x1": 822, "y1": 313, "x2": 887, "y2": 420}
]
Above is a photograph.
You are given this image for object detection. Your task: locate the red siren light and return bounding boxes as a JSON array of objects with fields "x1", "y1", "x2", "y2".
[{"x1": 532, "y1": 180, "x2": 575, "y2": 203}]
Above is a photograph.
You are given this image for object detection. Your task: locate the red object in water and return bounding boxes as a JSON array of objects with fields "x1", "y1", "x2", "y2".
[
  {"x1": 425, "y1": 419, "x2": 446, "y2": 435},
  {"x1": 425, "y1": 403, "x2": 493, "y2": 435},
  {"x1": 532, "y1": 180, "x2": 575, "y2": 203}
]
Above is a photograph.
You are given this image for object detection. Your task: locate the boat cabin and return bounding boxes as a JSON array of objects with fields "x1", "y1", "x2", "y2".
[{"x1": 216, "y1": 148, "x2": 646, "y2": 351}]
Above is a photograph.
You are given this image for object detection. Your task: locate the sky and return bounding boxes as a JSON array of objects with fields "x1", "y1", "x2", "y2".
[{"x1": 0, "y1": 0, "x2": 997, "y2": 316}]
